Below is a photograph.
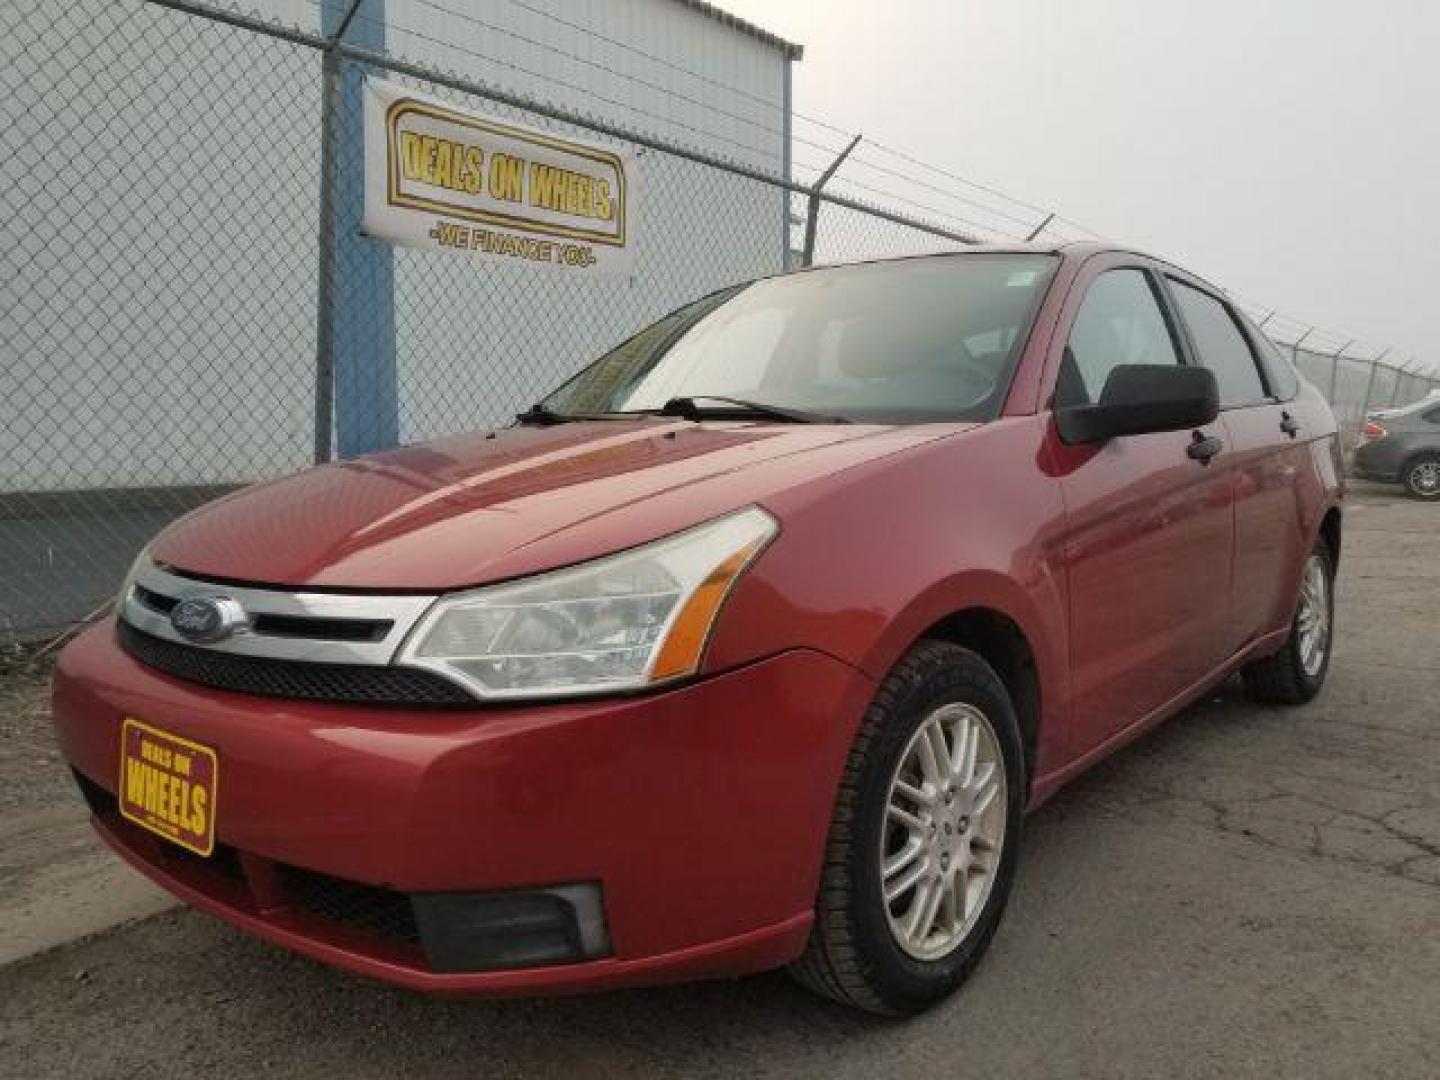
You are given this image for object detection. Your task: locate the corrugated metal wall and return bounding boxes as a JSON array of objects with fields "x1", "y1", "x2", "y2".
[
  {"x1": 0, "y1": 0, "x2": 323, "y2": 493},
  {"x1": 375, "y1": 0, "x2": 793, "y2": 446},
  {"x1": 0, "y1": 0, "x2": 791, "y2": 491},
  {"x1": 384, "y1": 0, "x2": 787, "y2": 172}
]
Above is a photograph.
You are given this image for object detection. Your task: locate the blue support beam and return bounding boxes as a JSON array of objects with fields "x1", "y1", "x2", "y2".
[{"x1": 321, "y1": 0, "x2": 397, "y2": 458}]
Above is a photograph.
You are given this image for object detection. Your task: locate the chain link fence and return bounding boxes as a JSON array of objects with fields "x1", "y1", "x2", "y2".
[
  {"x1": 1291, "y1": 346, "x2": 1438, "y2": 439},
  {"x1": 2, "y1": 0, "x2": 1436, "y2": 644}
]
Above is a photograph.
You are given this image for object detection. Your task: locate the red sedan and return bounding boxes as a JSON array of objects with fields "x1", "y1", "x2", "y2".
[{"x1": 51, "y1": 244, "x2": 1342, "y2": 1014}]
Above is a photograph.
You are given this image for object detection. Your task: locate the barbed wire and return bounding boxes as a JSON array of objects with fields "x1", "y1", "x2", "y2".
[
  {"x1": 319, "y1": 8, "x2": 1083, "y2": 243},
  {"x1": 1231, "y1": 295, "x2": 1408, "y2": 366},
  {"x1": 492, "y1": 0, "x2": 1092, "y2": 243},
  {"x1": 385, "y1": 0, "x2": 1067, "y2": 240},
  {"x1": 308, "y1": 1, "x2": 833, "y2": 172},
  {"x1": 500, "y1": 0, "x2": 793, "y2": 114},
  {"x1": 406, "y1": 0, "x2": 805, "y2": 149},
  {"x1": 813, "y1": 172, "x2": 1028, "y2": 242}
]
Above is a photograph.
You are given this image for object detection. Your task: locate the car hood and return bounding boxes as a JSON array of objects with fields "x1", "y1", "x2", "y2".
[{"x1": 151, "y1": 419, "x2": 964, "y2": 590}]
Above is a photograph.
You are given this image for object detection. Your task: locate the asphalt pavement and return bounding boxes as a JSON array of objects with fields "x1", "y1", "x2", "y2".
[{"x1": 1, "y1": 481, "x2": 1436, "y2": 1079}]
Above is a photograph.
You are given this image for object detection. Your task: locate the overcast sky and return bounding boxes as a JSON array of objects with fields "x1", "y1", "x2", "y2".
[{"x1": 723, "y1": 0, "x2": 1439, "y2": 368}]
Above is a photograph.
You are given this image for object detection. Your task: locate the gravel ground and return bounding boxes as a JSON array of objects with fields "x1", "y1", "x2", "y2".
[
  {"x1": 1, "y1": 482, "x2": 1437, "y2": 1079},
  {"x1": 0, "y1": 644, "x2": 64, "y2": 817},
  {"x1": 0, "y1": 639, "x2": 172, "y2": 966}
]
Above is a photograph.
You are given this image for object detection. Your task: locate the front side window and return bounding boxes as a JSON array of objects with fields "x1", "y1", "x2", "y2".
[
  {"x1": 1169, "y1": 281, "x2": 1269, "y2": 407},
  {"x1": 1058, "y1": 269, "x2": 1180, "y2": 407},
  {"x1": 542, "y1": 254, "x2": 1059, "y2": 423}
]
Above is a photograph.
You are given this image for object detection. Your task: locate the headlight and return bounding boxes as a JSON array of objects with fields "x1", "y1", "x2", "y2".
[
  {"x1": 397, "y1": 507, "x2": 777, "y2": 699},
  {"x1": 115, "y1": 545, "x2": 152, "y2": 613}
]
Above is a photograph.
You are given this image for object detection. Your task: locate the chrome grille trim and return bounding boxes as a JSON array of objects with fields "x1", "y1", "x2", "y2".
[{"x1": 120, "y1": 559, "x2": 439, "y2": 666}]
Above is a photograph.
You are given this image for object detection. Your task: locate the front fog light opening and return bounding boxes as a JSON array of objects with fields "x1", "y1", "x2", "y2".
[{"x1": 413, "y1": 882, "x2": 611, "y2": 973}]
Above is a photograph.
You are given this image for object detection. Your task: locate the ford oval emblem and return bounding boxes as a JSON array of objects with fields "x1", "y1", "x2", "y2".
[{"x1": 169, "y1": 596, "x2": 246, "y2": 644}]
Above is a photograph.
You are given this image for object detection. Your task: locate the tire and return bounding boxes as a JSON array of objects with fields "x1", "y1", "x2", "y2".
[
  {"x1": 1401, "y1": 454, "x2": 1440, "y2": 500},
  {"x1": 1241, "y1": 538, "x2": 1334, "y2": 704},
  {"x1": 789, "y1": 640, "x2": 1025, "y2": 1015}
]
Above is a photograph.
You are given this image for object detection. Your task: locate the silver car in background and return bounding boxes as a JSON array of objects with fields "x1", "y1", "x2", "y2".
[{"x1": 1353, "y1": 392, "x2": 1440, "y2": 499}]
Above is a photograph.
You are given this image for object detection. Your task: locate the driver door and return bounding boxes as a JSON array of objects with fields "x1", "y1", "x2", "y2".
[{"x1": 1049, "y1": 262, "x2": 1235, "y2": 758}]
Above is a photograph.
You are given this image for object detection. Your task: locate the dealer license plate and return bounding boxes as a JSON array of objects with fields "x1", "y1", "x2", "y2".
[{"x1": 118, "y1": 717, "x2": 218, "y2": 857}]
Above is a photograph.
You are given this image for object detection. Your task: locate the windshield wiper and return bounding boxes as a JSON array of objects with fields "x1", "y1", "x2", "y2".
[
  {"x1": 659, "y1": 396, "x2": 850, "y2": 425},
  {"x1": 518, "y1": 396, "x2": 851, "y2": 426},
  {"x1": 514, "y1": 402, "x2": 638, "y2": 426}
]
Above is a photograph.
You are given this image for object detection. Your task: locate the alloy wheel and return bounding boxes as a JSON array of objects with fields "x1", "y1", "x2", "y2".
[
  {"x1": 1408, "y1": 460, "x2": 1440, "y2": 496},
  {"x1": 880, "y1": 703, "x2": 1006, "y2": 961},
  {"x1": 1296, "y1": 553, "x2": 1330, "y2": 677}
]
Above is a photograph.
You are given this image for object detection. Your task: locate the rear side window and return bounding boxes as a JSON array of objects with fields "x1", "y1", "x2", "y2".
[
  {"x1": 1425, "y1": 407, "x2": 1440, "y2": 426},
  {"x1": 1169, "y1": 281, "x2": 1268, "y2": 407},
  {"x1": 1059, "y1": 269, "x2": 1180, "y2": 406},
  {"x1": 1235, "y1": 310, "x2": 1299, "y2": 400}
]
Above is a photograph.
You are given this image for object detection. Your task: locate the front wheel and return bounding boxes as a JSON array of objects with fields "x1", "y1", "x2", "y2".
[
  {"x1": 789, "y1": 640, "x2": 1025, "y2": 1015},
  {"x1": 1241, "y1": 539, "x2": 1334, "y2": 704}
]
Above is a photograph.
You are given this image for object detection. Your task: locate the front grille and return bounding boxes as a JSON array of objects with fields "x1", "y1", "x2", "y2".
[
  {"x1": 249, "y1": 612, "x2": 393, "y2": 642},
  {"x1": 117, "y1": 620, "x2": 474, "y2": 706},
  {"x1": 135, "y1": 585, "x2": 392, "y2": 642},
  {"x1": 279, "y1": 865, "x2": 421, "y2": 944},
  {"x1": 135, "y1": 584, "x2": 178, "y2": 614}
]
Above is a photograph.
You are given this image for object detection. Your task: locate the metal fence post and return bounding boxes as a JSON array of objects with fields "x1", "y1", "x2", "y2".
[
  {"x1": 801, "y1": 134, "x2": 861, "y2": 268},
  {"x1": 319, "y1": 0, "x2": 396, "y2": 460},
  {"x1": 1358, "y1": 350, "x2": 1386, "y2": 423},
  {"x1": 312, "y1": 39, "x2": 348, "y2": 463},
  {"x1": 1291, "y1": 327, "x2": 1314, "y2": 370},
  {"x1": 1389, "y1": 362, "x2": 1412, "y2": 407},
  {"x1": 312, "y1": 1, "x2": 367, "y2": 464},
  {"x1": 1025, "y1": 212, "x2": 1054, "y2": 242},
  {"x1": 1329, "y1": 340, "x2": 1353, "y2": 408},
  {"x1": 780, "y1": 56, "x2": 793, "y2": 270}
]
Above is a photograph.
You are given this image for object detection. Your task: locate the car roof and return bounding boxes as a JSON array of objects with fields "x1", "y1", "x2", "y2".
[{"x1": 794, "y1": 241, "x2": 1228, "y2": 295}]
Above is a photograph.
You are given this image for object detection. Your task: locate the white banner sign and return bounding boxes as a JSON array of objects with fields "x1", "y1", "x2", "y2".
[{"x1": 362, "y1": 78, "x2": 637, "y2": 274}]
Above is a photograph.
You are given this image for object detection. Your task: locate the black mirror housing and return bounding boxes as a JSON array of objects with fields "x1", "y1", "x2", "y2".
[{"x1": 1055, "y1": 364, "x2": 1219, "y2": 444}]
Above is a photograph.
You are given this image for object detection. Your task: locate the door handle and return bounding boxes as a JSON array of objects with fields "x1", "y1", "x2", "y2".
[
  {"x1": 1280, "y1": 411, "x2": 1299, "y2": 438},
  {"x1": 1187, "y1": 431, "x2": 1224, "y2": 464}
]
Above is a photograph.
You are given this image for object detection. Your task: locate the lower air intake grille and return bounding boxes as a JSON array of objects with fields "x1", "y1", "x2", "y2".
[
  {"x1": 279, "y1": 865, "x2": 421, "y2": 944},
  {"x1": 116, "y1": 620, "x2": 474, "y2": 706}
]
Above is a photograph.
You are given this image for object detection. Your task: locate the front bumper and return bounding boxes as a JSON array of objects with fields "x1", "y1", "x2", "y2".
[{"x1": 52, "y1": 620, "x2": 872, "y2": 993}]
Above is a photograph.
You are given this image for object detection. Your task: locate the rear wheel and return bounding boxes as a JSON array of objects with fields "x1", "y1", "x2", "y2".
[
  {"x1": 1241, "y1": 539, "x2": 1334, "y2": 704},
  {"x1": 1402, "y1": 454, "x2": 1440, "y2": 500},
  {"x1": 789, "y1": 640, "x2": 1024, "y2": 1015}
]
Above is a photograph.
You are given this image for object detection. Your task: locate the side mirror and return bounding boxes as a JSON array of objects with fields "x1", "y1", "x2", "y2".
[{"x1": 1055, "y1": 364, "x2": 1219, "y2": 444}]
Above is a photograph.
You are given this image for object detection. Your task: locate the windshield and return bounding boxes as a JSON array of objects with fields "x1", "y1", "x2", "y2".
[{"x1": 540, "y1": 253, "x2": 1059, "y2": 423}]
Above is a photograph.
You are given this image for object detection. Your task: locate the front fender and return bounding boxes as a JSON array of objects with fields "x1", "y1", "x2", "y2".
[{"x1": 708, "y1": 418, "x2": 1072, "y2": 778}]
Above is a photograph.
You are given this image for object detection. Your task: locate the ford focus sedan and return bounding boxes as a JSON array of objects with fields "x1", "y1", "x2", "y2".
[{"x1": 51, "y1": 244, "x2": 1342, "y2": 1015}]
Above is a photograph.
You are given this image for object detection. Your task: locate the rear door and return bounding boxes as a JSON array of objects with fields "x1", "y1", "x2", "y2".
[
  {"x1": 1050, "y1": 258, "x2": 1235, "y2": 756},
  {"x1": 1163, "y1": 278, "x2": 1306, "y2": 645}
]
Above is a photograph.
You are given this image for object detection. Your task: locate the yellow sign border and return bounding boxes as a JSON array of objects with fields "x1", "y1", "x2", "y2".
[
  {"x1": 385, "y1": 99, "x2": 628, "y2": 248},
  {"x1": 118, "y1": 716, "x2": 219, "y2": 858}
]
